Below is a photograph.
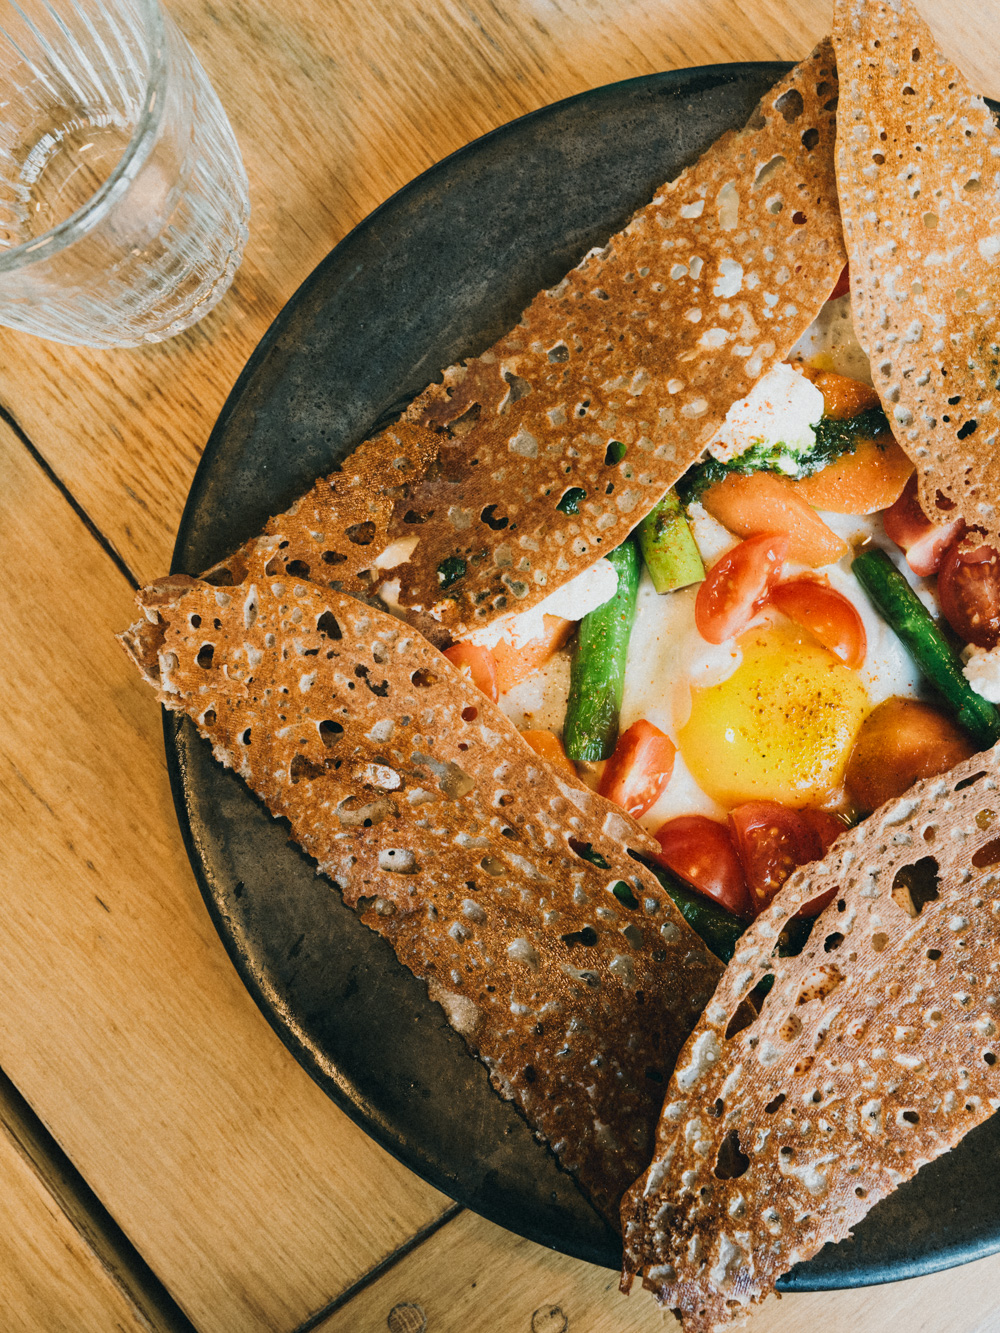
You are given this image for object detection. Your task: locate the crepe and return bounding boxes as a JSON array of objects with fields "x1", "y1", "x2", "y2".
[
  {"x1": 835, "y1": 0, "x2": 1000, "y2": 539},
  {"x1": 617, "y1": 8, "x2": 1000, "y2": 1316},
  {"x1": 119, "y1": 545, "x2": 724, "y2": 1225},
  {"x1": 620, "y1": 745, "x2": 1000, "y2": 1328},
  {"x1": 205, "y1": 44, "x2": 846, "y2": 640}
]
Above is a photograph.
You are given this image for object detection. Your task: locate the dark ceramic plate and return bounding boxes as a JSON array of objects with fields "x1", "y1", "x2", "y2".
[{"x1": 167, "y1": 62, "x2": 1000, "y2": 1285}]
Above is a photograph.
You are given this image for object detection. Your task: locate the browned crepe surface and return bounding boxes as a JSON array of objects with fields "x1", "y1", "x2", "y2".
[
  {"x1": 119, "y1": 547, "x2": 724, "y2": 1225},
  {"x1": 207, "y1": 45, "x2": 846, "y2": 640},
  {"x1": 835, "y1": 0, "x2": 1000, "y2": 538},
  {"x1": 620, "y1": 746, "x2": 1000, "y2": 1330}
]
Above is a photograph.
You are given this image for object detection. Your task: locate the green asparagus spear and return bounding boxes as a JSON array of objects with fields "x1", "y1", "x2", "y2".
[
  {"x1": 637, "y1": 491, "x2": 705, "y2": 593},
  {"x1": 852, "y1": 547, "x2": 1000, "y2": 751},
  {"x1": 646, "y1": 863, "x2": 746, "y2": 963},
  {"x1": 563, "y1": 540, "x2": 641, "y2": 762}
]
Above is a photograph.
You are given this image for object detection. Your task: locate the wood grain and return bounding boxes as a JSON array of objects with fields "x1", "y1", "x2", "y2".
[
  {"x1": 311, "y1": 1207, "x2": 1000, "y2": 1333},
  {"x1": 5, "y1": 3, "x2": 1000, "y2": 1331},
  {"x1": 0, "y1": 1113, "x2": 156, "y2": 1333},
  {"x1": 0, "y1": 421, "x2": 448, "y2": 1332},
  {"x1": 0, "y1": 1068, "x2": 193, "y2": 1333}
]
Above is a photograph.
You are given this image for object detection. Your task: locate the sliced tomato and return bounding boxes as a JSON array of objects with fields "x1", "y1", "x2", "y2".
[
  {"x1": 828, "y1": 263, "x2": 850, "y2": 302},
  {"x1": 443, "y1": 641, "x2": 499, "y2": 702},
  {"x1": 768, "y1": 578, "x2": 867, "y2": 668},
  {"x1": 694, "y1": 532, "x2": 788, "y2": 645},
  {"x1": 882, "y1": 473, "x2": 965, "y2": 577},
  {"x1": 491, "y1": 614, "x2": 573, "y2": 694},
  {"x1": 728, "y1": 801, "x2": 818, "y2": 916},
  {"x1": 938, "y1": 539, "x2": 1000, "y2": 649},
  {"x1": 598, "y1": 719, "x2": 676, "y2": 819},
  {"x1": 520, "y1": 729, "x2": 577, "y2": 781},
  {"x1": 798, "y1": 807, "x2": 849, "y2": 857},
  {"x1": 652, "y1": 815, "x2": 751, "y2": 918}
]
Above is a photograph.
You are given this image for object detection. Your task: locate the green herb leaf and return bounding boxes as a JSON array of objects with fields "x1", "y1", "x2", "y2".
[{"x1": 675, "y1": 405, "x2": 892, "y2": 504}]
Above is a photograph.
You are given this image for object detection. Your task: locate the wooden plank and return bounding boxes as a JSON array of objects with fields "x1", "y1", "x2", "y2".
[
  {"x1": 0, "y1": 422, "x2": 448, "y2": 1332},
  {"x1": 0, "y1": 1119, "x2": 155, "y2": 1333},
  {"x1": 0, "y1": 1115, "x2": 155, "y2": 1333},
  {"x1": 0, "y1": 1068, "x2": 193, "y2": 1333},
  {"x1": 312, "y1": 1206, "x2": 1000, "y2": 1333}
]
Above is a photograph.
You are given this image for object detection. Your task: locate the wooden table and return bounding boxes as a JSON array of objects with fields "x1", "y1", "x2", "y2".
[{"x1": 4, "y1": 0, "x2": 1000, "y2": 1329}]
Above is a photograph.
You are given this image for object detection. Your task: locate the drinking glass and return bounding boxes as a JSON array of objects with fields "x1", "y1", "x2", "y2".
[{"x1": 0, "y1": 0, "x2": 250, "y2": 347}]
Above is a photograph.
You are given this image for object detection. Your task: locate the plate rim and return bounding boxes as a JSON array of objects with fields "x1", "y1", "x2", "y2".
[{"x1": 165, "y1": 59, "x2": 1000, "y2": 1291}]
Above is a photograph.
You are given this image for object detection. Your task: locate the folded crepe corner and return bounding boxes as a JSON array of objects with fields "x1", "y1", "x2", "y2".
[
  {"x1": 834, "y1": 0, "x2": 1000, "y2": 540},
  {"x1": 620, "y1": 744, "x2": 1000, "y2": 1330},
  {"x1": 118, "y1": 542, "x2": 725, "y2": 1225}
]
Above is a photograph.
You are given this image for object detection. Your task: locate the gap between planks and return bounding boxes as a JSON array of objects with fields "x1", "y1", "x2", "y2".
[
  {"x1": 291, "y1": 1204, "x2": 465, "y2": 1333},
  {"x1": 0, "y1": 398, "x2": 140, "y2": 590},
  {"x1": 0, "y1": 1064, "x2": 198, "y2": 1333}
]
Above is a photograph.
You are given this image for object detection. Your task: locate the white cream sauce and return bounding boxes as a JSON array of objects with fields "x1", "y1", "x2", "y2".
[
  {"x1": 789, "y1": 292, "x2": 874, "y2": 384},
  {"x1": 465, "y1": 557, "x2": 618, "y2": 650}
]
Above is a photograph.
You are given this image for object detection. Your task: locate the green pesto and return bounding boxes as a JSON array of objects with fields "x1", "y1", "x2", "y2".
[{"x1": 676, "y1": 405, "x2": 891, "y2": 504}]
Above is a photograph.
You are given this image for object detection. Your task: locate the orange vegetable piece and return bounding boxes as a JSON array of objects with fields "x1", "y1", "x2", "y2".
[
  {"x1": 791, "y1": 433, "x2": 914, "y2": 514},
  {"x1": 492, "y1": 614, "x2": 573, "y2": 694},
  {"x1": 520, "y1": 729, "x2": 577, "y2": 780},
  {"x1": 700, "y1": 472, "x2": 848, "y2": 567},
  {"x1": 845, "y1": 698, "x2": 976, "y2": 814},
  {"x1": 800, "y1": 367, "x2": 880, "y2": 419}
]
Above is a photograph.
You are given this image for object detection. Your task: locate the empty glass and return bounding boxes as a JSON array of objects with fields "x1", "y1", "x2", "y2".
[{"x1": 0, "y1": 0, "x2": 249, "y2": 347}]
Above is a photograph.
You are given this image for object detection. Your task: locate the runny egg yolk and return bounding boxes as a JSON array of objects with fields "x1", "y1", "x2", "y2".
[{"x1": 677, "y1": 623, "x2": 869, "y2": 808}]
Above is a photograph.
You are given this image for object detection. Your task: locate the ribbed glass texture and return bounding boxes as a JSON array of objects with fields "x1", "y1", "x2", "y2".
[{"x1": 0, "y1": 0, "x2": 249, "y2": 347}]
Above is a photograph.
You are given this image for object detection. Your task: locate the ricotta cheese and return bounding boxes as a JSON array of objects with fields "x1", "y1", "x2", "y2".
[
  {"x1": 962, "y1": 644, "x2": 1000, "y2": 702},
  {"x1": 707, "y1": 362, "x2": 824, "y2": 470}
]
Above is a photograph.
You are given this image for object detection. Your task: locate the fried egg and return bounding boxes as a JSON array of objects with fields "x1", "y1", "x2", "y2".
[
  {"x1": 619, "y1": 510, "x2": 924, "y2": 828},
  {"x1": 499, "y1": 292, "x2": 927, "y2": 827},
  {"x1": 677, "y1": 622, "x2": 869, "y2": 808}
]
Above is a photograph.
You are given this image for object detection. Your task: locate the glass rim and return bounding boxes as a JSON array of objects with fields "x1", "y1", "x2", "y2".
[{"x1": 0, "y1": 0, "x2": 170, "y2": 274}]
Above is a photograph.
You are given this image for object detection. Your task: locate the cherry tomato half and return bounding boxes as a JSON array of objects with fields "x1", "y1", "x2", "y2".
[
  {"x1": 768, "y1": 578, "x2": 867, "y2": 668},
  {"x1": 938, "y1": 539, "x2": 1000, "y2": 649},
  {"x1": 652, "y1": 815, "x2": 751, "y2": 918},
  {"x1": 796, "y1": 808, "x2": 851, "y2": 917},
  {"x1": 798, "y1": 807, "x2": 849, "y2": 858},
  {"x1": 694, "y1": 532, "x2": 788, "y2": 645},
  {"x1": 828, "y1": 263, "x2": 850, "y2": 302},
  {"x1": 442, "y1": 641, "x2": 499, "y2": 702},
  {"x1": 882, "y1": 473, "x2": 965, "y2": 577},
  {"x1": 598, "y1": 719, "x2": 676, "y2": 819},
  {"x1": 728, "y1": 800, "x2": 817, "y2": 916}
]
